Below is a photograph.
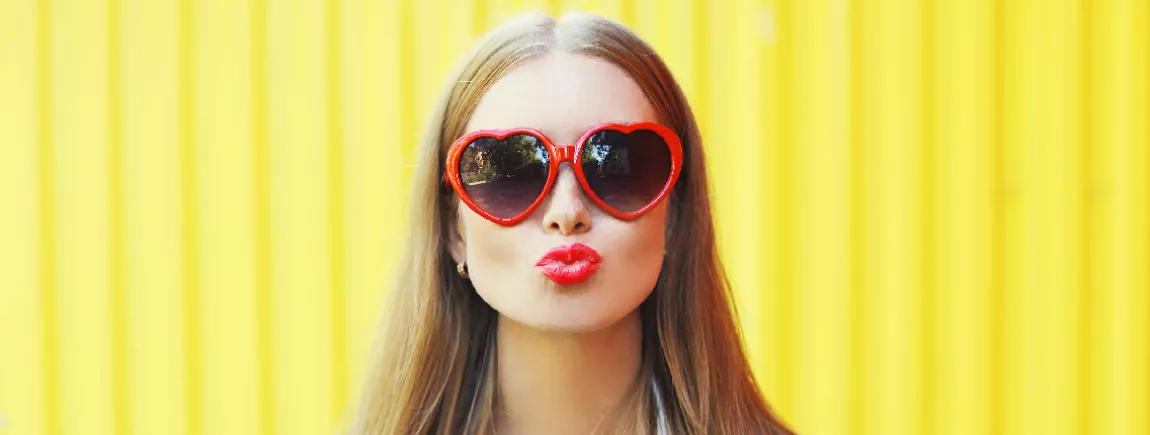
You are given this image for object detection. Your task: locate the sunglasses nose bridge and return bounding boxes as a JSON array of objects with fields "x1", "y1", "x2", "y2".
[{"x1": 554, "y1": 145, "x2": 576, "y2": 163}]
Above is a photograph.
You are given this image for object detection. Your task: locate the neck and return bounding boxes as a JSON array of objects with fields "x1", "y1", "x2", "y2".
[{"x1": 494, "y1": 310, "x2": 644, "y2": 435}]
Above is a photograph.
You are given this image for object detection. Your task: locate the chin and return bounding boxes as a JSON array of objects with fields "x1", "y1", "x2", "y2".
[
  {"x1": 474, "y1": 272, "x2": 654, "y2": 334},
  {"x1": 524, "y1": 316, "x2": 618, "y2": 334},
  {"x1": 502, "y1": 297, "x2": 644, "y2": 334}
]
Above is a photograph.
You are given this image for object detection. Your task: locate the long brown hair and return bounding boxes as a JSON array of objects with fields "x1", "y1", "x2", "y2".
[{"x1": 348, "y1": 12, "x2": 793, "y2": 435}]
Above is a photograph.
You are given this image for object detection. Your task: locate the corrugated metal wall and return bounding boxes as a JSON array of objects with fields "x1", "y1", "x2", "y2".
[{"x1": 1, "y1": 0, "x2": 1147, "y2": 434}]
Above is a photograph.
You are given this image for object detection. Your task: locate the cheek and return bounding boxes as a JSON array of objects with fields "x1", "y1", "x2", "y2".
[
  {"x1": 603, "y1": 204, "x2": 668, "y2": 282},
  {"x1": 459, "y1": 206, "x2": 519, "y2": 267},
  {"x1": 458, "y1": 203, "x2": 539, "y2": 294}
]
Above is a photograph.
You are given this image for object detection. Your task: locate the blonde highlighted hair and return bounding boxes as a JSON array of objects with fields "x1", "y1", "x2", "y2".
[{"x1": 349, "y1": 12, "x2": 793, "y2": 435}]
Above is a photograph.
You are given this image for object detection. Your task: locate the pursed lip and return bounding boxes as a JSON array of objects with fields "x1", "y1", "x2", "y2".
[{"x1": 535, "y1": 243, "x2": 602, "y2": 285}]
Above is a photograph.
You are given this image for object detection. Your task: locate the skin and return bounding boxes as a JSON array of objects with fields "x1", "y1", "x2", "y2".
[{"x1": 447, "y1": 52, "x2": 669, "y2": 434}]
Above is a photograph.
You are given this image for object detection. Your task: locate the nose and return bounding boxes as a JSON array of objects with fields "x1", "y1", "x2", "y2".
[{"x1": 541, "y1": 165, "x2": 592, "y2": 235}]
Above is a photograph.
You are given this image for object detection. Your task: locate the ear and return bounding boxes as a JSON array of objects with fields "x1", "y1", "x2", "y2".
[{"x1": 446, "y1": 202, "x2": 468, "y2": 265}]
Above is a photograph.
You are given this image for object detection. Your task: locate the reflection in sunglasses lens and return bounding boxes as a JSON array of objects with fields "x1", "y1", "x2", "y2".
[
  {"x1": 580, "y1": 129, "x2": 672, "y2": 213},
  {"x1": 459, "y1": 134, "x2": 551, "y2": 219}
]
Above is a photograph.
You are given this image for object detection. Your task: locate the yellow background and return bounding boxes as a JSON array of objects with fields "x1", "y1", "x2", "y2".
[{"x1": 1, "y1": 0, "x2": 1148, "y2": 434}]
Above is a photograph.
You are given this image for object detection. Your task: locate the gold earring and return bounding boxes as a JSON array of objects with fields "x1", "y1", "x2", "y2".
[{"x1": 457, "y1": 262, "x2": 470, "y2": 279}]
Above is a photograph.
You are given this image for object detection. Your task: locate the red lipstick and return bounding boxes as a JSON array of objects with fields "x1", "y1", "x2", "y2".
[{"x1": 535, "y1": 243, "x2": 602, "y2": 285}]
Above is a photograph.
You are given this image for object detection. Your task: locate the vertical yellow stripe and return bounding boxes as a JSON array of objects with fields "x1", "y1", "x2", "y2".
[
  {"x1": 848, "y1": 1, "x2": 862, "y2": 433},
  {"x1": 773, "y1": 0, "x2": 794, "y2": 420},
  {"x1": 399, "y1": 0, "x2": 416, "y2": 187},
  {"x1": 786, "y1": 0, "x2": 853, "y2": 432},
  {"x1": 196, "y1": 0, "x2": 259, "y2": 432},
  {"x1": 326, "y1": 0, "x2": 348, "y2": 424},
  {"x1": 1082, "y1": 0, "x2": 1107, "y2": 428},
  {"x1": 54, "y1": 0, "x2": 115, "y2": 431},
  {"x1": 1077, "y1": 1, "x2": 1148, "y2": 432},
  {"x1": 1001, "y1": 1, "x2": 1044, "y2": 433},
  {"x1": 752, "y1": 0, "x2": 788, "y2": 420},
  {"x1": 411, "y1": 0, "x2": 449, "y2": 164},
  {"x1": 251, "y1": 0, "x2": 274, "y2": 433},
  {"x1": 690, "y1": 0, "x2": 707, "y2": 136},
  {"x1": 629, "y1": 0, "x2": 659, "y2": 53},
  {"x1": 620, "y1": 0, "x2": 635, "y2": 27},
  {"x1": 918, "y1": 0, "x2": 935, "y2": 432},
  {"x1": 1078, "y1": 1, "x2": 1094, "y2": 434},
  {"x1": 341, "y1": 0, "x2": 405, "y2": 422},
  {"x1": 268, "y1": 0, "x2": 336, "y2": 431},
  {"x1": 0, "y1": 1, "x2": 45, "y2": 433},
  {"x1": 576, "y1": 0, "x2": 622, "y2": 22},
  {"x1": 1038, "y1": 2, "x2": 1083, "y2": 434},
  {"x1": 706, "y1": 0, "x2": 768, "y2": 403},
  {"x1": 341, "y1": 0, "x2": 390, "y2": 424},
  {"x1": 989, "y1": 0, "x2": 1007, "y2": 431},
  {"x1": 106, "y1": 0, "x2": 128, "y2": 434},
  {"x1": 721, "y1": 0, "x2": 766, "y2": 395},
  {"x1": 475, "y1": 0, "x2": 489, "y2": 31},
  {"x1": 36, "y1": 1, "x2": 60, "y2": 433},
  {"x1": 1124, "y1": 2, "x2": 1150, "y2": 433},
  {"x1": 119, "y1": 0, "x2": 190, "y2": 433},
  {"x1": 855, "y1": 1, "x2": 924, "y2": 434},
  {"x1": 929, "y1": 1, "x2": 995, "y2": 433},
  {"x1": 179, "y1": 0, "x2": 201, "y2": 432},
  {"x1": 448, "y1": 0, "x2": 479, "y2": 95}
]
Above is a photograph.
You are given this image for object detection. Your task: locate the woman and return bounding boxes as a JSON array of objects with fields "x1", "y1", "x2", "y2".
[{"x1": 351, "y1": 12, "x2": 793, "y2": 435}]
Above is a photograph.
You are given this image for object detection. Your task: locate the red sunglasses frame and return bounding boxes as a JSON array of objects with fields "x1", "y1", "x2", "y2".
[{"x1": 444, "y1": 121, "x2": 684, "y2": 226}]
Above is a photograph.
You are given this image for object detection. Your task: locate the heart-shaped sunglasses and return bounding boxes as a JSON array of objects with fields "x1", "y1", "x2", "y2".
[{"x1": 444, "y1": 122, "x2": 684, "y2": 226}]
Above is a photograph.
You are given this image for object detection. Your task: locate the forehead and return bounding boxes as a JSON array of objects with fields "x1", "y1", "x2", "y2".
[{"x1": 465, "y1": 52, "x2": 657, "y2": 144}]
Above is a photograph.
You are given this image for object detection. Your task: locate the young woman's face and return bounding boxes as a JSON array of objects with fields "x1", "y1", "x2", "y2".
[{"x1": 451, "y1": 52, "x2": 668, "y2": 333}]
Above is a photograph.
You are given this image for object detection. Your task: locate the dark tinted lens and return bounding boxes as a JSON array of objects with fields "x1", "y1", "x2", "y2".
[
  {"x1": 580, "y1": 129, "x2": 672, "y2": 213},
  {"x1": 458, "y1": 134, "x2": 550, "y2": 219}
]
